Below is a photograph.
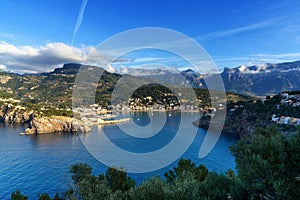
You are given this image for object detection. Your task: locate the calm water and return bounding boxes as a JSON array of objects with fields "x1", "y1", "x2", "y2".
[{"x1": 0, "y1": 112, "x2": 238, "y2": 199}]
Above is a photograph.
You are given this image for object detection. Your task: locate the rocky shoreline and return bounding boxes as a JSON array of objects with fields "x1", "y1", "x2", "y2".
[
  {"x1": 24, "y1": 116, "x2": 91, "y2": 135},
  {"x1": 1, "y1": 103, "x2": 269, "y2": 137},
  {"x1": 193, "y1": 109, "x2": 270, "y2": 137},
  {"x1": 0, "y1": 105, "x2": 33, "y2": 123},
  {"x1": 0, "y1": 105, "x2": 90, "y2": 135}
]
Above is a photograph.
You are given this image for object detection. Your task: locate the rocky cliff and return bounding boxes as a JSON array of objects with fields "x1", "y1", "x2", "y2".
[
  {"x1": 25, "y1": 116, "x2": 74, "y2": 134},
  {"x1": 193, "y1": 109, "x2": 271, "y2": 137},
  {"x1": 0, "y1": 105, "x2": 90, "y2": 134},
  {"x1": 25, "y1": 116, "x2": 91, "y2": 135},
  {"x1": 0, "y1": 105, "x2": 33, "y2": 123}
]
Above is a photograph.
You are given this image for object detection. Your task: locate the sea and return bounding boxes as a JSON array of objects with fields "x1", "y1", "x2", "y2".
[{"x1": 0, "y1": 112, "x2": 238, "y2": 199}]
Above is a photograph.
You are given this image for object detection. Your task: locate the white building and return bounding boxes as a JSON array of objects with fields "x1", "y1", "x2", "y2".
[
  {"x1": 282, "y1": 93, "x2": 289, "y2": 99},
  {"x1": 272, "y1": 115, "x2": 279, "y2": 122},
  {"x1": 283, "y1": 117, "x2": 291, "y2": 124}
]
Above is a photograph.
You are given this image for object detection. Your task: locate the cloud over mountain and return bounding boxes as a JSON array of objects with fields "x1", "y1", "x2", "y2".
[{"x1": 0, "y1": 41, "x2": 121, "y2": 73}]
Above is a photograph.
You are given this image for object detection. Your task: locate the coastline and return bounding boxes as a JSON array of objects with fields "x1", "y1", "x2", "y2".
[
  {"x1": 1, "y1": 102, "x2": 203, "y2": 135},
  {"x1": 114, "y1": 109, "x2": 202, "y2": 113}
]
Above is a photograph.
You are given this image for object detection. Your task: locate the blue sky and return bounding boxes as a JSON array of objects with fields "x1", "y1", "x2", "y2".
[{"x1": 0, "y1": 0, "x2": 300, "y2": 73}]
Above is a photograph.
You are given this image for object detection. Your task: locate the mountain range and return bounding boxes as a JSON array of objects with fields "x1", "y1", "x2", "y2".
[
  {"x1": 0, "y1": 60, "x2": 300, "y2": 104},
  {"x1": 117, "y1": 60, "x2": 300, "y2": 96},
  {"x1": 0, "y1": 63, "x2": 253, "y2": 108},
  {"x1": 219, "y1": 60, "x2": 300, "y2": 95},
  {"x1": 181, "y1": 60, "x2": 300, "y2": 96}
]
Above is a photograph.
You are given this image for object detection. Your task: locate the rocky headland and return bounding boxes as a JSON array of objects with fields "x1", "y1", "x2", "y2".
[
  {"x1": 193, "y1": 109, "x2": 271, "y2": 137},
  {"x1": 0, "y1": 105, "x2": 91, "y2": 135},
  {"x1": 24, "y1": 116, "x2": 91, "y2": 135}
]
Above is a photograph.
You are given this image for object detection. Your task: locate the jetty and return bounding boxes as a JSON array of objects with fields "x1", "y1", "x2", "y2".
[
  {"x1": 98, "y1": 118, "x2": 130, "y2": 125},
  {"x1": 98, "y1": 114, "x2": 118, "y2": 119}
]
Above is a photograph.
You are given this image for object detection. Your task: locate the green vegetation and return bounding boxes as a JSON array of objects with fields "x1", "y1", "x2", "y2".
[
  {"x1": 11, "y1": 190, "x2": 28, "y2": 200},
  {"x1": 232, "y1": 94, "x2": 300, "y2": 119},
  {"x1": 0, "y1": 64, "x2": 255, "y2": 111},
  {"x1": 220, "y1": 93, "x2": 300, "y2": 136},
  {"x1": 12, "y1": 126, "x2": 300, "y2": 199},
  {"x1": 129, "y1": 83, "x2": 255, "y2": 109},
  {"x1": 20, "y1": 102, "x2": 73, "y2": 117},
  {"x1": 231, "y1": 125, "x2": 300, "y2": 199},
  {"x1": 0, "y1": 90, "x2": 14, "y2": 99},
  {"x1": 0, "y1": 102, "x2": 73, "y2": 118}
]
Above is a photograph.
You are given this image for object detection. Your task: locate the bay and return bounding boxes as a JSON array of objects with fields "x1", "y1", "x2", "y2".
[{"x1": 0, "y1": 112, "x2": 237, "y2": 199}]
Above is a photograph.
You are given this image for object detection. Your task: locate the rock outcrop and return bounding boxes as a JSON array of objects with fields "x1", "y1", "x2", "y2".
[
  {"x1": 0, "y1": 105, "x2": 33, "y2": 123},
  {"x1": 0, "y1": 105, "x2": 91, "y2": 134},
  {"x1": 25, "y1": 116, "x2": 91, "y2": 135},
  {"x1": 193, "y1": 109, "x2": 270, "y2": 137}
]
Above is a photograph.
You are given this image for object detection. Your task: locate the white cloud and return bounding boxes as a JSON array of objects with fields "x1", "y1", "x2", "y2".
[
  {"x1": 118, "y1": 65, "x2": 129, "y2": 74},
  {"x1": 105, "y1": 64, "x2": 116, "y2": 73},
  {"x1": 0, "y1": 41, "x2": 124, "y2": 73},
  {"x1": 234, "y1": 52, "x2": 300, "y2": 66},
  {"x1": 0, "y1": 64, "x2": 7, "y2": 70},
  {"x1": 0, "y1": 42, "x2": 38, "y2": 56},
  {"x1": 133, "y1": 57, "x2": 165, "y2": 63},
  {"x1": 212, "y1": 51, "x2": 300, "y2": 69},
  {"x1": 1, "y1": 40, "x2": 299, "y2": 74}
]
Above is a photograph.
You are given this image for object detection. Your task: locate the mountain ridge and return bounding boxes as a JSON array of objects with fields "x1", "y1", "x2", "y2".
[
  {"x1": 1, "y1": 60, "x2": 300, "y2": 98},
  {"x1": 174, "y1": 60, "x2": 300, "y2": 96}
]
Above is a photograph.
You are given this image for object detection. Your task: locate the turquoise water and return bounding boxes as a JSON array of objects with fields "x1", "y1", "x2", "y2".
[{"x1": 0, "y1": 112, "x2": 237, "y2": 199}]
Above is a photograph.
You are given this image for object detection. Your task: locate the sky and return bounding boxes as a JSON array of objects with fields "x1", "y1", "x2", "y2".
[{"x1": 0, "y1": 0, "x2": 300, "y2": 73}]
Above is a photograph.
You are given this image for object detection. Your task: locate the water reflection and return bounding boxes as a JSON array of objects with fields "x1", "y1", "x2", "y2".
[
  {"x1": 131, "y1": 112, "x2": 151, "y2": 126},
  {"x1": 0, "y1": 122, "x2": 28, "y2": 129},
  {"x1": 29, "y1": 132, "x2": 78, "y2": 145}
]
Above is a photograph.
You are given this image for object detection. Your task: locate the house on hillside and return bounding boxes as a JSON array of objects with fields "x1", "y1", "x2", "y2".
[
  {"x1": 294, "y1": 94, "x2": 300, "y2": 100},
  {"x1": 281, "y1": 93, "x2": 289, "y2": 99},
  {"x1": 279, "y1": 116, "x2": 291, "y2": 124},
  {"x1": 292, "y1": 102, "x2": 300, "y2": 107},
  {"x1": 271, "y1": 114, "x2": 279, "y2": 122}
]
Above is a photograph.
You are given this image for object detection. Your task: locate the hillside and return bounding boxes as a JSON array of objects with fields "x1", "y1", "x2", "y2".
[
  {"x1": 0, "y1": 63, "x2": 254, "y2": 109},
  {"x1": 194, "y1": 91, "x2": 300, "y2": 136},
  {"x1": 0, "y1": 63, "x2": 123, "y2": 108}
]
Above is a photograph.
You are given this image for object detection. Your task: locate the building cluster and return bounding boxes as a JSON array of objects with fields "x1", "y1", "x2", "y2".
[
  {"x1": 74, "y1": 92, "x2": 204, "y2": 114},
  {"x1": 271, "y1": 92, "x2": 300, "y2": 126},
  {"x1": 280, "y1": 93, "x2": 300, "y2": 107},
  {"x1": 272, "y1": 115, "x2": 300, "y2": 126},
  {"x1": 124, "y1": 93, "x2": 200, "y2": 111}
]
